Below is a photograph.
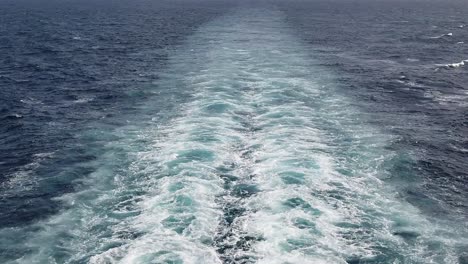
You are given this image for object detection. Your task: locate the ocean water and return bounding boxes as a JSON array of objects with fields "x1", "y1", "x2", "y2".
[{"x1": 0, "y1": 0, "x2": 467, "y2": 263}]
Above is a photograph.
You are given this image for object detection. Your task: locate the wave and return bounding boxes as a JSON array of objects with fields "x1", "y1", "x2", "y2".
[
  {"x1": 1, "y1": 152, "x2": 55, "y2": 191},
  {"x1": 436, "y1": 59, "x2": 468, "y2": 69},
  {"x1": 429, "y1": 32, "x2": 453, "y2": 39}
]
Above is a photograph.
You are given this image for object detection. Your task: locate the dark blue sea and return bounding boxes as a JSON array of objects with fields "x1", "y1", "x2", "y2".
[{"x1": 1, "y1": 0, "x2": 467, "y2": 263}]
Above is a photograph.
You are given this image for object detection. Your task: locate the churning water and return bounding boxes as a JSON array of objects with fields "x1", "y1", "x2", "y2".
[{"x1": 1, "y1": 0, "x2": 467, "y2": 263}]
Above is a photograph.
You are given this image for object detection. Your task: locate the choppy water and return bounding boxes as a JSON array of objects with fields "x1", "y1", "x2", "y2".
[{"x1": 1, "y1": 0, "x2": 467, "y2": 263}]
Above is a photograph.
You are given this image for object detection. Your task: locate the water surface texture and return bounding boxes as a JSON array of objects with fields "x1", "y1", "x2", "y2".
[{"x1": 1, "y1": 0, "x2": 467, "y2": 263}]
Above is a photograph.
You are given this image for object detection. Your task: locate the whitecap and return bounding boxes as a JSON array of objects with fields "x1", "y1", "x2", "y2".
[
  {"x1": 1, "y1": 151, "x2": 55, "y2": 191},
  {"x1": 436, "y1": 59, "x2": 468, "y2": 69},
  {"x1": 73, "y1": 97, "x2": 95, "y2": 104},
  {"x1": 429, "y1": 32, "x2": 453, "y2": 39},
  {"x1": 20, "y1": 97, "x2": 43, "y2": 105}
]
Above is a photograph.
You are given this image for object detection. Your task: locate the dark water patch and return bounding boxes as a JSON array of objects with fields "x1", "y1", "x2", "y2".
[
  {"x1": 214, "y1": 198, "x2": 259, "y2": 263},
  {"x1": 283, "y1": 197, "x2": 321, "y2": 215},
  {"x1": 392, "y1": 230, "x2": 420, "y2": 240},
  {"x1": 215, "y1": 184, "x2": 260, "y2": 260},
  {"x1": 232, "y1": 184, "x2": 259, "y2": 198},
  {"x1": 220, "y1": 174, "x2": 239, "y2": 190},
  {"x1": 459, "y1": 254, "x2": 468, "y2": 264},
  {"x1": 0, "y1": 195, "x2": 62, "y2": 228},
  {"x1": 162, "y1": 215, "x2": 196, "y2": 234},
  {"x1": 346, "y1": 250, "x2": 406, "y2": 264},
  {"x1": 214, "y1": 111, "x2": 262, "y2": 262},
  {"x1": 115, "y1": 230, "x2": 146, "y2": 243},
  {"x1": 280, "y1": 171, "x2": 305, "y2": 185},
  {"x1": 223, "y1": 204, "x2": 246, "y2": 227},
  {"x1": 293, "y1": 217, "x2": 316, "y2": 230},
  {"x1": 215, "y1": 232, "x2": 262, "y2": 264}
]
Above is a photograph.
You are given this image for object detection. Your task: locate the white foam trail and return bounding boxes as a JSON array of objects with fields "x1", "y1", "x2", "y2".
[
  {"x1": 7, "y1": 7, "x2": 467, "y2": 264},
  {"x1": 171, "y1": 8, "x2": 465, "y2": 264}
]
